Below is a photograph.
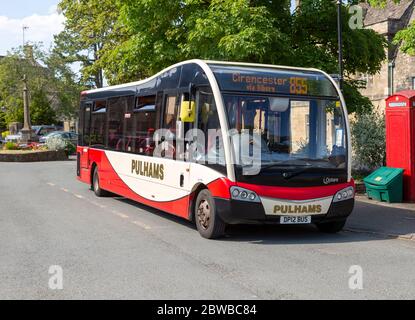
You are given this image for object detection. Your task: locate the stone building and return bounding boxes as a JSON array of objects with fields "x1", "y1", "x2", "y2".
[{"x1": 358, "y1": 0, "x2": 415, "y2": 111}]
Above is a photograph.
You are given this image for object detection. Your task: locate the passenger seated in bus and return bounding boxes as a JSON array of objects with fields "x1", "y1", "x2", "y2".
[{"x1": 108, "y1": 129, "x2": 118, "y2": 149}]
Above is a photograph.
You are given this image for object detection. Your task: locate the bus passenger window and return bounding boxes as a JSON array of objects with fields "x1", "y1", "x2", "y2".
[
  {"x1": 132, "y1": 95, "x2": 157, "y2": 155},
  {"x1": 90, "y1": 100, "x2": 106, "y2": 148},
  {"x1": 196, "y1": 90, "x2": 225, "y2": 166},
  {"x1": 107, "y1": 97, "x2": 126, "y2": 151},
  {"x1": 164, "y1": 95, "x2": 177, "y2": 132}
]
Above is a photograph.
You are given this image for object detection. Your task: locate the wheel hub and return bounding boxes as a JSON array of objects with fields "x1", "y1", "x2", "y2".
[{"x1": 197, "y1": 200, "x2": 211, "y2": 230}]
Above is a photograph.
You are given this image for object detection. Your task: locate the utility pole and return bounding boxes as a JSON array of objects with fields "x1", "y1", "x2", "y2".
[
  {"x1": 20, "y1": 25, "x2": 32, "y2": 144},
  {"x1": 337, "y1": 0, "x2": 343, "y2": 90},
  {"x1": 22, "y1": 25, "x2": 28, "y2": 49}
]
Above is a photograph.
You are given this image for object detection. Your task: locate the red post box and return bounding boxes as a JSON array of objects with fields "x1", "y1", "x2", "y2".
[{"x1": 385, "y1": 90, "x2": 415, "y2": 202}]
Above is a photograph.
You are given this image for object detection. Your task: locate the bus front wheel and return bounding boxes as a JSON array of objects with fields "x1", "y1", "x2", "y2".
[
  {"x1": 316, "y1": 219, "x2": 346, "y2": 233},
  {"x1": 195, "y1": 189, "x2": 226, "y2": 239},
  {"x1": 92, "y1": 167, "x2": 110, "y2": 197}
]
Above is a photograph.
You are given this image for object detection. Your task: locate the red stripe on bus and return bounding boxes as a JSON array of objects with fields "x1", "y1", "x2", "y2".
[{"x1": 235, "y1": 180, "x2": 355, "y2": 201}]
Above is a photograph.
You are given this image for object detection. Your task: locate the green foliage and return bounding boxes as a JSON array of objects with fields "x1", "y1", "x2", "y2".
[
  {"x1": 66, "y1": 142, "x2": 76, "y2": 155},
  {"x1": 104, "y1": 0, "x2": 386, "y2": 113},
  {"x1": 54, "y1": 0, "x2": 126, "y2": 88},
  {"x1": 0, "y1": 109, "x2": 7, "y2": 131},
  {"x1": 367, "y1": 0, "x2": 415, "y2": 56},
  {"x1": 351, "y1": 110, "x2": 386, "y2": 170},
  {"x1": 46, "y1": 135, "x2": 76, "y2": 155},
  {"x1": 343, "y1": 79, "x2": 373, "y2": 115},
  {"x1": 1, "y1": 131, "x2": 9, "y2": 139},
  {"x1": 46, "y1": 135, "x2": 67, "y2": 151},
  {"x1": 4, "y1": 141, "x2": 19, "y2": 150},
  {"x1": 394, "y1": 22, "x2": 415, "y2": 56},
  {"x1": 30, "y1": 90, "x2": 57, "y2": 125},
  {"x1": 0, "y1": 45, "x2": 81, "y2": 127},
  {"x1": 55, "y1": 0, "x2": 389, "y2": 114}
]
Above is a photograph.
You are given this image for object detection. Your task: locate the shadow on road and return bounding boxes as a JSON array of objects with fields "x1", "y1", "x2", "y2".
[{"x1": 114, "y1": 197, "x2": 393, "y2": 245}]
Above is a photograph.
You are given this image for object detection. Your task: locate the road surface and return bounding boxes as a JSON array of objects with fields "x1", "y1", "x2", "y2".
[{"x1": 0, "y1": 159, "x2": 414, "y2": 299}]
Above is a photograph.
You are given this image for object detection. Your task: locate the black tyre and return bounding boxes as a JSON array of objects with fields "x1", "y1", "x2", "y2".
[
  {"x1": 194, "y1": 189, "x2": 226, "y2": 239},
  {"x1": 92, "y1": 166, "x2": 110, "y2": 197},
  {"x1": 316, "y1": 219, "x2": 347, "y2": 233}
]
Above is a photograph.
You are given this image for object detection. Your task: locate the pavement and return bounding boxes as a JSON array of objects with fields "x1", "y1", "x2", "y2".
[
  {"x1": 1, "y1": 159, "x2": 415, "y2": 299},
  {"x1": 347, "y1": 196, "x2": 415, "y2": 240}
]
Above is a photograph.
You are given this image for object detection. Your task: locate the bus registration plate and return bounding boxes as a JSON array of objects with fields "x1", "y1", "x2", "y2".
[{"x1": 280, "y1": 216, "x2": 311, "y2": 224}]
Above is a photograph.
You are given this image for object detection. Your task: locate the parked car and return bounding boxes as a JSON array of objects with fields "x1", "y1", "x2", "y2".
[
  {"x1": 4, "y1": 132, "x2": 22, "y2": 143},
  {"x1": 4, "y1": 125, "x2": 62, "y2": 143},
  {"x1": 32, "y1": 125, "x2": 63, "y2": 137},
  {"x1": 39, "y1": 131, "x2": 78, "y2": 145}
]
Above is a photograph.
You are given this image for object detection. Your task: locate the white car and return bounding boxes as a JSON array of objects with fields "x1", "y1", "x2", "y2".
[{"x1": 4, "y1": 132, "x2": 22, "y2": 143}]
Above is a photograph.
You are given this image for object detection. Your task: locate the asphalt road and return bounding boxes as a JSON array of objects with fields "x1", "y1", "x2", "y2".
[{"x1": 1, "y1": 159, "x2": 415, "y2": 299}]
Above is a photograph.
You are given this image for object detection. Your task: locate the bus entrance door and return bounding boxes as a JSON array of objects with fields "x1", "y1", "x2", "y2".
[{"x1": 80, "y1": 102, "x2": 91, "y2": 170}]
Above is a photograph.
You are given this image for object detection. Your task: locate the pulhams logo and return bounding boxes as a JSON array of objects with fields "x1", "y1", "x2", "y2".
[
  {"x1": 131, "y1": 160, "x2": 164, "y2": 180},
  {"x1": 274, "y1": 204, "x2": 322, "y2": 214},
  {"x1": 323, "y1": 177, "x2": 339, "y2": 185}
]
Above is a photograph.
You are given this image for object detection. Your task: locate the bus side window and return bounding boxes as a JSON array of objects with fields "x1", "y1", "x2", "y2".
[
  {"x1": 196, "y1": 89, "x2": 225, "y2": 166},
  {"x1": 132, "y1": 95, "x2": 157, "y2": 155},
  {"x1": 163, "y1": 95, "x2": 178, "y2": 132},
  {"x1": 90, "y1": 100, "x2": 107, "y2": 148},
  {"x1": 123, "y1": 96, "x2": 135, "y2": 153},
  {"x1": 82, "y1": 102, "x2": 92, "y2": 146},
  {"x1": 158, "y1": 94, "x2": 178, "y2": 159},
  {"x1": 107, "y1": 97, "x2": 126, "y2": 151}
]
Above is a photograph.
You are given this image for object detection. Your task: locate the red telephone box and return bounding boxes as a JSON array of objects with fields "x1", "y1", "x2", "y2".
[{"x1": 385, "y1": 90, "x2": 415, "y2": 202}]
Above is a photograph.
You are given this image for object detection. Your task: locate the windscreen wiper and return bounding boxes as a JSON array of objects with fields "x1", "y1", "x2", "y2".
[
  {"x1": 282, "y1": 166, "x2": 316, "y2": 180},
  {"x1": 260, "y1": 160, "x2": 312, "y2": 171}
]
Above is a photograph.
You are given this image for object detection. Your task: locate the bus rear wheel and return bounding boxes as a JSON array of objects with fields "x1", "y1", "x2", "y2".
[
  {"x1": 316, "y1": 219, "x2": 346, "y2": 233},
  {"x1": 92, "y1": 167, "x2": 110, "y2": 197},
  {"x1": 195, "y1": 189, "x2": 226, "y2": 239}
]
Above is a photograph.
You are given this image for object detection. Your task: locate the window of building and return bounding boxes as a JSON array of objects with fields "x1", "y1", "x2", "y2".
[{"x1": 412, "y1": 77, "x2": 415, "y2": 90}]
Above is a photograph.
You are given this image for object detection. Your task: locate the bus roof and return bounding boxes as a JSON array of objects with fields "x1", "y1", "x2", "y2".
[{"x1": 81, "y1": 59, "x2": 329, "y2": 96}]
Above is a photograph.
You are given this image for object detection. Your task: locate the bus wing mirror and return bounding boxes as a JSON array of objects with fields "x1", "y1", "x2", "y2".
[{"x1": 180, "y1": 100, "x2": 196, "y2": 122}]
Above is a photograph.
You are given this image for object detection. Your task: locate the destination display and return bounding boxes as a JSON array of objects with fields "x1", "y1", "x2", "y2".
[{"x1": 210, "y1": 64, "x2": 338, "y2": 97}]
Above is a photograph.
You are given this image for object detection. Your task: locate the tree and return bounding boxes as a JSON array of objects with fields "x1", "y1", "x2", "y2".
[
  {"x1": 109, "y1": 0, "x2": 386, "y2": 113},
  {"x1": 351, "y1": 109, "x2": 386, "y2": 169},
  {"x1": 394, "y1": 21, "x2": 415, "y2": 55},
  {"x1": 56, "y1": 0, "x2": 388, "y2": 114},
  {"x1": 0, "y1": 45, "x2": 80, "y2": 127},
  {"x1": 54, "y1": 0, "x2": 127, "y2": 88},
  {"x1": 30, "y1": 90, "x2": 57, "y2": 125}
]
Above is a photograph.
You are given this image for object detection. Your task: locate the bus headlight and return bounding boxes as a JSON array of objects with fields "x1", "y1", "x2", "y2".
[
  {"x1": 230, "y1": 186, "x2": 260, "y2": 203},
  {"x1": 333, "y1": 186, "x2": 354, "y2": 203}
]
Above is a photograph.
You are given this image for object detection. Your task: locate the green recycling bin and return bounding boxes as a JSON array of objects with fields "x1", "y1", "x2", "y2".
[{"x1": 363, "y1": 167, "x2": 404, "y2": 203}]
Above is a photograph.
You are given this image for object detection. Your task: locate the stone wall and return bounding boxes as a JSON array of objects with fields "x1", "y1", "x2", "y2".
[
  {"x1": 356, "y1": 2, "x2": 415, "y2": 112},
  {"x1": 393, "y1": 8, "x2": 415, "y2": 94},
  {"x1": 0, "y1": 150, "x2": 68, "y2": 162}
]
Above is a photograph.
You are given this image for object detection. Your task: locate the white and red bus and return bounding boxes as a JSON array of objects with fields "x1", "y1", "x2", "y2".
[{"x1": 77, "y1": 60, "x2": 354, "y2": 239}]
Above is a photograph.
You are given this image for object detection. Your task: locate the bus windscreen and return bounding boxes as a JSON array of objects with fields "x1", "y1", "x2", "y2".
[{"x1": 209, "y1": 64, "x2": 338, "y2": 98}]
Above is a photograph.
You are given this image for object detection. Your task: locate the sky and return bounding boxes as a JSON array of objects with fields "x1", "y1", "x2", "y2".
[
  {"x1": 0, "y1": 0, "x2": 298, "y2": 64},
  {"x1": 0, "y1": 0, "x2": 64, "y2": 55}
]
